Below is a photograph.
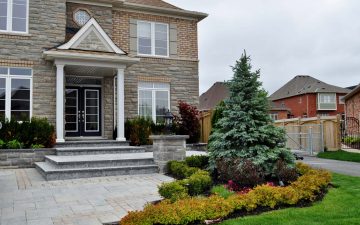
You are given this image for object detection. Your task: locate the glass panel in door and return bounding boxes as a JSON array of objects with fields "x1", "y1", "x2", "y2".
[
  {"x1": 65, "y1": 89, "x2": 78, "y2": 133},
  {"x1": 84, "y1": 89, "x2": 99, "y2": 132}
]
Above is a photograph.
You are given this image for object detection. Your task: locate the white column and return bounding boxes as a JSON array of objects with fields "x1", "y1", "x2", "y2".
[
  {"x1": 116, "y1": 67, "x2": 126, "y2": 141},
  {"x1": 56, "y1": 64, "x2": 65, "y2": 143}
]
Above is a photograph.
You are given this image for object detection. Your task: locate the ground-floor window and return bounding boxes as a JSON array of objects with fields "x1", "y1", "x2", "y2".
[
  {"x1": 269, "y1": 113, "x2": 278, "y2": 121},
  {"x1": 138, "y1": 82, "x2": 170, "y2": 123},
  {"x1": 0, "y1": 67, "x2": 32, "y2": 121}
]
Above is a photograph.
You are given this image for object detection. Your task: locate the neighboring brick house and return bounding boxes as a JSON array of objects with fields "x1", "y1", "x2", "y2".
[
  {"x1": 344, "y1": 84, "x2": 360, "y2": 119},
  {"x1": 0, "y1": 0, "x2": 207, "y2": 143},
  {"x1": 269, "y1": 75, "x2": 350, "y2": 119}
]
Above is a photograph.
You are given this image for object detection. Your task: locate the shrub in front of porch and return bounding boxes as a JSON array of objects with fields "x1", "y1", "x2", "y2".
[{"x1": 0, "y1": 117, "x2": 55, "y2": 149}]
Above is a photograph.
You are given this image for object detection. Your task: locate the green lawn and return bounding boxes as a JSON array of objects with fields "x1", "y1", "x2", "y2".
[
  {"x1": 221, "y1": 173, "x2": 360, "y2": 225},
  {"x1": 317, "y1": 150, "x2": 360, "y2": 163}
]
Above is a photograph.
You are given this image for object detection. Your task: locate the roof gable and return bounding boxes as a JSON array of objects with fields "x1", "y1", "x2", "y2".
[
  {"x1": 199, "y1": 82, "x2": 229, "y2": 110},
  {"x1": 124, "y1": 0, "x2": 181, "y2": 10},
  {"x1": 270, "y1": 75, "x2": 351, "y2": 101},
  {"x1": 58, "y1": 18, "x2": 125, "y2": 54}
]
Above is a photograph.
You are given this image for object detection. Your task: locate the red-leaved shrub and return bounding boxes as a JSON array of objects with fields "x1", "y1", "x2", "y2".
[{"x1": 174, "y1": 101, "x2": 201, "y2": 143}]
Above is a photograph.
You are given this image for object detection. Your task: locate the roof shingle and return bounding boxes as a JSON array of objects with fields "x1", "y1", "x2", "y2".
[
  {"x1": 124, "y1": 0, "x2": 182, "y2": 10},
  {"x1": 270, "y1": 75, "x2": 351, "y2": 101}
]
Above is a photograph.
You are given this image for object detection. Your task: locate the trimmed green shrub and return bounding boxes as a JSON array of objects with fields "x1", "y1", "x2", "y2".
[
  {"x1": 121, "y1": 163, "x2": 332, "y2": 225},
  {"x1": 0, "y1": 139, "x2": 5, "y2": 149},
  {"x1": 158, "y1": 181, "x2": 189, "y2": 203},
  {"x1": 167, "y1": 161, "x2": 199, "y2": 179},
  {"x1": 181, "y1": 170, "x2": 212, "y2": 196},
  {"x1": 0, "y1": 117, "x2": 55, "y2": 148},
  {"x1": 211, "y1": 185, "x2": 235, "y2": 199},
  {"x1": 31, "y1": 144, "x2": 45, "y2": 149},
  {"x1": 185, "y1": 155, "x2": 209, "y2": 170},
  {"x1": 6, "y1": 140, "x2": 23, "y2": 149},
  {"x1": 125, "y1": 117, "x2": 153, "y2": 146},
  {"x1": 344, "y1": 136, "x2": 360, "y2": 144}
]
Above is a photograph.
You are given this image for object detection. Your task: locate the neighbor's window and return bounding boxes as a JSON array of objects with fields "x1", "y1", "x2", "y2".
[
  {"x1": 0, "y1": 67, "x2": 32, "y2": 121},
  {"x1": 138, "y1": 21, "x2": 169, "y2": 57},
  {"x1": 138, "y1": 82, "x2": 170, "y2": 123},
  {"x1": 0, "y1": 0, "x2": 28, "y2": 33},
  {"x1": 269, "y1": 113, "x2": 278, "y2": 121},
  {"x1": 339, "y1": 96, "x2": 345, "y2": 104},
  {"x1": 318, "y1": 93, "x2": 336, "y2": 110},
  {"x1": 74, "y1": 9, "x2": 91, "y2": 26}
]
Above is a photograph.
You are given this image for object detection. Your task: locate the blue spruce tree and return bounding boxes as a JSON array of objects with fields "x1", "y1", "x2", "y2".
[{"x1": 208, "y1": 52, "x2": 294, "y2": 175}]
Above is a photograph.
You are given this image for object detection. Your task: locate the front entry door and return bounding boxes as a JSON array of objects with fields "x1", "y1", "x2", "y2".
[{"x1": 65, "y1": 87, "x2": 102, "y2": 137}]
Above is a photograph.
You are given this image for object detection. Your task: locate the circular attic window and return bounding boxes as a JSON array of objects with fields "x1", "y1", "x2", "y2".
[{"x1": 74, "y1": 9, "x2": 91, "y2": 26}]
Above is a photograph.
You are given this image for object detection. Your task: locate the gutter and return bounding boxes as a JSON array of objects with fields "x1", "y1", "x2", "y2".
[{"x1": 117, "y1": 1, "x2": 208, "y2": 21}]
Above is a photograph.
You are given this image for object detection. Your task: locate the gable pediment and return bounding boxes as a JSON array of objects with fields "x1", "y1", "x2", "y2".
[{"x1": 59, "y1": 18, "x2": 125, "y2": 54}]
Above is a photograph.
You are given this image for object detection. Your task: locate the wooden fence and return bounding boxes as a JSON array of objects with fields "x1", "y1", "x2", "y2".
[
  {"x1": 199, "y1": 112, "x2": 341, "y2": 151},
  {"x1": 274, "y1": 116, "x2": 341, "y2": 151},
  {"x1": 199, "y1": 110, "x2": 214, "y2": 143}
]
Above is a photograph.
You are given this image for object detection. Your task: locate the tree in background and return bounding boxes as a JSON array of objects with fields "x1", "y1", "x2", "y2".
[{"x1": 208, "y1": 52, "x2": 294, "y2": 175}]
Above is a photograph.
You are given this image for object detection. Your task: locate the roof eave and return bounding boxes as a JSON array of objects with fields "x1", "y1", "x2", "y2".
[
  {"x1": 120, "y1": 2, "x2": 208, "y2": 21},
  {"x1": 344, "y1": 84, "x2": 360, "y2": 100},
  {"x1": 43, "y1": 50, "x2": 140, "y2": 66}
]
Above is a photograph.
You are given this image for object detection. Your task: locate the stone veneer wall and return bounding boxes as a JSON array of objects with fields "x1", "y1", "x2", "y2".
[
  {"x1": 0, "y1": 149, "x2": 56, "y2": 168},
  {"x1": 0, "y1": 0, "x2": 67, "y2": 125},
  {"x1": 103, "y1": 77, "x2": 115, "y2": 139},
  {"x1": 66, "y1": 3, "x2": 113, "y2": 39}
]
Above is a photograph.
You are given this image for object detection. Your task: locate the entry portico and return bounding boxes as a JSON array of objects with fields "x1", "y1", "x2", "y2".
[{"x1": 43, "y1": 18, "x2": 139, "y2": 143}]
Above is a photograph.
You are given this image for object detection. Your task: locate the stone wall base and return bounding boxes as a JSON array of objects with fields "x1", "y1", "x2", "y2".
[{"x1": 0, "y1": 149, "x2": 56, "y2": 168}]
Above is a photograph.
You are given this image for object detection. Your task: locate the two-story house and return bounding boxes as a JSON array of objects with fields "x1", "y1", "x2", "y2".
[
  {"x1": 269, "y1": 75, "x2": 350, "y2": 119},
  {"x1": 0, "y1": 0, "x2": 207, "y2": 143}
]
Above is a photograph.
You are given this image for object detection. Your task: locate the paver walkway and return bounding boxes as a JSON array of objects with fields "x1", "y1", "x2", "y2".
[{"x1": 0, "y1": 169, "x2": 173, "y2": 225}]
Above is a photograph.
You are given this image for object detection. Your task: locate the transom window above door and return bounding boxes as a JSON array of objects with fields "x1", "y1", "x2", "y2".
[
  {"x1": 137, "y1": 21, "x2": 169, "y2": 57},
  {"x1": 138, "y1": 82, "x2": 170, "y2": 123},
  {"x1": 0, "y1": 0, "x2": 29, "y2": 33}
]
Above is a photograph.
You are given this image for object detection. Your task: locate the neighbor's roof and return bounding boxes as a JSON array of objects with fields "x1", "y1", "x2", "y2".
[
  {"x1": 269, "y1": 75, "x2": 351, "y2": 101},
  {"x1": 124, "y1": 0, "x2": 181, "y2": 10},
  {"x1": 344, "y1": 83, "x2": 360, "y2": 101},
  {"x1": 199, "y1": 82, "x2": 229, "y2": 110}
]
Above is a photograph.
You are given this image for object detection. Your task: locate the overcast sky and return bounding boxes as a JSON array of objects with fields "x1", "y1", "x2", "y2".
[{"x1": 167, "y1": 0, "x2": 360, "y2": 95}]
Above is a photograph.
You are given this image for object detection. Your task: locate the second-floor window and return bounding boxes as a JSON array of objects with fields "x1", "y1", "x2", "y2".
[
  {"x1": 0, "y1": 0, "x2": 28, "y2": 33},
  {"x1": 318, "y1": 93, "x2": 337, "y2": 110},
  {"x1": 137, "y1": 21, "x2": 169, "y2": 57}
]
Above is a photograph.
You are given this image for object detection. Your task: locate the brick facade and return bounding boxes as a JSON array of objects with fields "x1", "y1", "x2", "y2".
[
  {"x1": 272, "y1": 93, "x2": 347, "y2": 119},
  {"x1": 1, "y1": 1, "x2": 203, "y2": 140},
  {"x1": 346, "y1": 91, "x2": 360, "y2": 119}
]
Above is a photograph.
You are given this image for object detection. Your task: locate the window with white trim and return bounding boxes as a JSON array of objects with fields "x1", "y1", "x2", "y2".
[
  {"x1": 138, "y1": 82, "x2": 170, "y2": 123},
  {"x1": 0, "y1": 67, "x2": 32, "y2": 121},
  {"x1": 0, "y1": 0, "x2": 28, "y2": 33},
  {"x1": 269, "y1": 113, "x2": 278, "y2": 121},
  {"x1": 137, "y1": 21, "x2": 169, "y2": 57},
  {"x1": 318, "y1": 93, "x2": 336, "y2": 110},
  {"x1": 74, "y1": 9, "x2": 90, "y2": 26}
]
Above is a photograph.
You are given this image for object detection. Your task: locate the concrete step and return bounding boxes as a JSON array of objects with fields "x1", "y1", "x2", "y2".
[
  {"x1": 35, "y1": 162, "x2": 159, "y2": 181},
  {"x1": 55, "y1": 146, "x2": 145, "y2": 156},
  {"x1": 45, "y1": 153, "x2": 154, "y2": 169},
  {"x1": 56, "y1": 140, "x2": 130, "y2": 148}
]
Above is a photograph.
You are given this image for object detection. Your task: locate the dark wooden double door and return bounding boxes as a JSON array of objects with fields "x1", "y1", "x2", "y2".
[{"x1": 65, "y1": 87, "x2": 101, "y2": 137}]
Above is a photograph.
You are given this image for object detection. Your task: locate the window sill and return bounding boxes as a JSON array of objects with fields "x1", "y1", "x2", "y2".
[
  {"x1": 137, "y1": 54, "x2": 170, "y2": 59},
  {"x1": 0, "y1": 31, "x2": 31, "y2": 37}
]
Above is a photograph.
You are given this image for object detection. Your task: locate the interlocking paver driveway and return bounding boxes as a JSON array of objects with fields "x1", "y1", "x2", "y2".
[{"x1": 0, "y1": 169, "x2": 173, "y2": 225}]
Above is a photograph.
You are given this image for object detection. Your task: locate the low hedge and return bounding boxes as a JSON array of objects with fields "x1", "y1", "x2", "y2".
[
  {"x1": 120, "y1": 163, "x2": 332, "y2": 225},
  {"x1": 167, "y1": 160, "x2": 200, "y2": 179}
]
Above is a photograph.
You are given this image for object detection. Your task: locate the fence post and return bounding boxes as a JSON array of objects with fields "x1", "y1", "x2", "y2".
[{"x1": 308, "y1": 127, "x2": 313, "y2": 155}]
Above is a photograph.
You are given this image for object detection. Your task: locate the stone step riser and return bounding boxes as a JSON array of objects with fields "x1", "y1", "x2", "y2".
[
  {"x1": 55, "y1": 143, "x2": 130, "y2": 148},
  {"x1": 35, "y1": 166, "x2": 159, "y2": 181},
  {"x1": 56, "y1": 149, "x2": 145, "y2": 156},
  {"x1": 45, "y1": 158, "x2": 156, "y2": 169}
]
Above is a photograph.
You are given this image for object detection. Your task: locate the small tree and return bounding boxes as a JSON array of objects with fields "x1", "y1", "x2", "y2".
[
  {"x1": 175, "y1": 101, "x2": 201, "y2": 144},
  {"x1": 208, "y1": 52, "x2": 294, "y2": 175}
]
